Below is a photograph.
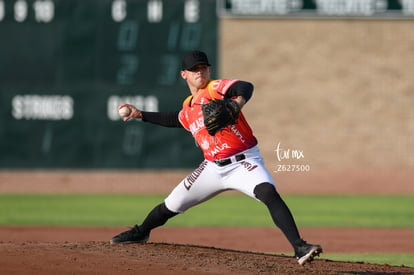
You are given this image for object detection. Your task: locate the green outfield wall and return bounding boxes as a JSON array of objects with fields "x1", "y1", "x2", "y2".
[{"x1": 0, "y1": 0, "x2": 216, "y2": 168}]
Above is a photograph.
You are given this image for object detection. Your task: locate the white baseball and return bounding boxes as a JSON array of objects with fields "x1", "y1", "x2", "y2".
[{"x1": 118, "y1": 106, "x2": 131, "y2": 117}]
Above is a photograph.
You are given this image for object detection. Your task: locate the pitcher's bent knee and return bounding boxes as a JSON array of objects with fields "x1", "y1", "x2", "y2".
[{"x1": 253, "y1": 182, "x2": 278, "y2": 204}]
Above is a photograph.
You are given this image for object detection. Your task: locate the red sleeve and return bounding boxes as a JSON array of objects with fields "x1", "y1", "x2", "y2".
[
  {"x1": 178, "y1": 96, "x2": 193, "y2": 131},
  {"x1": 208, "y1": 79, "x2": 239, "y2": 99}
]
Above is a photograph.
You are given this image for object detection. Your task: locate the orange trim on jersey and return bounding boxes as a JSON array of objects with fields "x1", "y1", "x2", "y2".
[
  {"x1": 207, "y1": 81, "x2": 217, "y2": 99},
  {"x1": 183, "y1": 95, "x2": 192, "y2": 107}
]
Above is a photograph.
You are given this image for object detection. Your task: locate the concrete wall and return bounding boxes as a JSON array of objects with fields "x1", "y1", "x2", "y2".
[{"x1": 220, "y1": 19, "x2": 414, "y2": 172}]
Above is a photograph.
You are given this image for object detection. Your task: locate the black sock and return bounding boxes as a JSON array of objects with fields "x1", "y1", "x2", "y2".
[
  {"x1": 254, "y1": 183, "x2": 301, "y2": 247},
  {"x1": 138, "y1": 202, "x2": 178, "y2": 234}
]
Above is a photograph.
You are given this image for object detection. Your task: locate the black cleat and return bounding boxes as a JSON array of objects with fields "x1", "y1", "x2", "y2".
[
  {"x1": 110, "y1": 225, "x2": 150, "y2": 244},
  {"x1": 295, "y1": 240, "x2": 323, "y2": 265}
]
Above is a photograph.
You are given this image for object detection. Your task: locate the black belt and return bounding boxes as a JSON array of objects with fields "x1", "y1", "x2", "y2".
[{"x1": 214, "y1": 154, "x2": 246, "y2": 167}]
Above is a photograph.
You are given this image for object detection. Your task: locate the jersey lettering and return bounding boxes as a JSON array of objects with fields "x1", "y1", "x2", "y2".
[
  {"x1": 207, "y1": 143, "x2": 230, "y2": 157},
  {"x1": 230, "y1": 125, "x2": 245, "y2": 143},
  {"x1": 189, "y1": 117, "x2": 204, "y2": 135}
]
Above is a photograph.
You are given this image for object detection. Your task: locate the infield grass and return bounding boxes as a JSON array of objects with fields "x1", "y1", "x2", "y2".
[
  {"x1": 0, "y1": 194, "x2": 412, "y2": 227},
  {"x1": 320, "y1": 253, "x2": 414, "y2": 268}
]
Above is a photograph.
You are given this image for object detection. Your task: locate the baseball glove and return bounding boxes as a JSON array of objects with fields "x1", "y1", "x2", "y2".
[{"x1": 202, "y1": 98, "x2": 240, "y2": 136}]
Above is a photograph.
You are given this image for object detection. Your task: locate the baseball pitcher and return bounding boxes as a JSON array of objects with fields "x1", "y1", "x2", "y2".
[{"x1": 111, "y1": 50, "x2": 322, "y2": 265}]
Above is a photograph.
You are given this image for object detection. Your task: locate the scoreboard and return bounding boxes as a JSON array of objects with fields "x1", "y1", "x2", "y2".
[
  {"x1": 0, "y1": 0, "x2": 218, "y2": 169},
  {"x1": 219, "y1": 0, "x2": 414, "y2": 18}
]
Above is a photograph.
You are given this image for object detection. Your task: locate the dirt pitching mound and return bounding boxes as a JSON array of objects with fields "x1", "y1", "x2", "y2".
[{"x1": 1, "y1": 241, "x2": 413, "y2": 275}]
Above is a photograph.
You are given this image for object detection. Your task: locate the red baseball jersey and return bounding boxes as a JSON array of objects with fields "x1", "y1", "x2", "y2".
[{"x1": 178, "y1": 79, "x2": 258, "y2": 161}]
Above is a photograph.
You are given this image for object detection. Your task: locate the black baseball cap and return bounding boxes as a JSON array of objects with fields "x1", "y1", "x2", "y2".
[{"x1": 181, "y1": 50, "x2": 211, "y2": 70}]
